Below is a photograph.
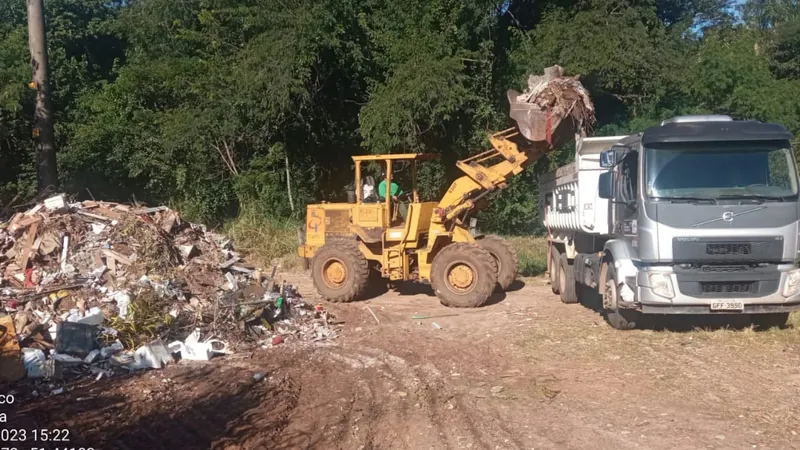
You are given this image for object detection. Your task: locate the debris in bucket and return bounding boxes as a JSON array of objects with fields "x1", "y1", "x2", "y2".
[
  {"x1": 507, "y1": 65, "x2": 595, "y2": 145},
  {"x1": 0, "y1": 195, "x2": 340, "y2": 391}
]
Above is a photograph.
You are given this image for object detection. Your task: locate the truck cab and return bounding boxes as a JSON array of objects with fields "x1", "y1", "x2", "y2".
[{"x1": 542, "y1": 115, "x2": 800, "y2": 329}]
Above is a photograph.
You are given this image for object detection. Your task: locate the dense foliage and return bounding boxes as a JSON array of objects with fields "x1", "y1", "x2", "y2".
[{"x1": 1, "y1": 0, "x2": 799, "y2": 234}]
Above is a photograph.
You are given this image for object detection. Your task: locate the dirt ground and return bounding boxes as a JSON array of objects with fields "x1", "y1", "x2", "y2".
[{"x1": 10, "y1": 274, "x2": 800, "y2": 450}]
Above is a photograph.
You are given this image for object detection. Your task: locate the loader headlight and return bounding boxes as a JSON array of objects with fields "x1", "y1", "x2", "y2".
[
  {"x1": 782, "y1": 269, "x2": 800, "y2": 297},
  {"x1": 647, "y1": 272, "x2": 674, "y2": 299}
]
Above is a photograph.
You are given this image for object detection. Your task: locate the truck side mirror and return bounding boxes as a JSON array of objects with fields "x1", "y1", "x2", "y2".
[
  {"x1": 600, "y1": 150, "x2": 616, "y2": 168},
  {"x1": 598, "y1": 172, "x2": 614, "y2": 199}
]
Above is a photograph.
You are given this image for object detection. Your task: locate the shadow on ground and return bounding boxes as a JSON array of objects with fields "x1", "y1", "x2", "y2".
[
  {"x1": 506, "y1": 279, "x2": 526, "y2": 292},
  {"x1": 11, "y1": 365, "x2": 311, "y2": 449}
]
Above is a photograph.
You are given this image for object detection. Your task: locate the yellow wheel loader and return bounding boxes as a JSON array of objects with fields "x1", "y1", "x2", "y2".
[{"x1": 298, "y1": 66, "x2": 595, "y2": 308}]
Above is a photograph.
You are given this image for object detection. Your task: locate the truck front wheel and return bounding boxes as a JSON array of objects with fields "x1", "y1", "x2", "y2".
[{"x1": 603, "y1": 263, "x2": 638, "y2": 330}]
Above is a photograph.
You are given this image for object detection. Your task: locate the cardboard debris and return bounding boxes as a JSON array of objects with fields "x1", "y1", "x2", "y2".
[{"x1": 44, "y1": 195, "x2": 67, "y2": 211}]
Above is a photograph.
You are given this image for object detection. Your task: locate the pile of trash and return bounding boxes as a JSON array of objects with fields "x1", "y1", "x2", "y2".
[
  {"x1": 0, "y1": 195, "x2": 337, "y2": 390},
  {"x1": 507, "y1": 65, "x2": 596, "y2": 147}
]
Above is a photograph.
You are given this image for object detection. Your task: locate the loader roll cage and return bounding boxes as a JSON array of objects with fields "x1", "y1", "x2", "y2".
[{"x1": 352, "y1": 153, "x2": 439, "y2": 225}]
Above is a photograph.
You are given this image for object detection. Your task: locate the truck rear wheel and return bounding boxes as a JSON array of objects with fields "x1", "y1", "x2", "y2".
[
  {"x1": 603, "y1": 264, "x2": 637, "y2": 330},
  {"x1": 431, "y1": 243, "x2": 497, "y2": 308},
  {"x1": 549, "y1": 246, "x2": 561, "y2": 295},
  {"x1": 477, "y1": 235, "x2": 518, "y2": 291},
  {"x1": 311, "y1": 240, "x2": 370, "y2": 302},
  {"x1": 558, "y1": 254, "x2": 578, "y2": 304}
]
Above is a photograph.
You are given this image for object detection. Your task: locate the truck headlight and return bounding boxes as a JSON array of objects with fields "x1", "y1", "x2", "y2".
[
  {"x1": 783, "y1": 269, "x2": 800, "y2": 297},
  {"x1": 648, "y1": 272, "x2": 674, "y2": 299}
]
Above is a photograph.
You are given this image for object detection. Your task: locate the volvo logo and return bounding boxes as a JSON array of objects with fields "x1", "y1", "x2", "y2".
[{"x1": 690, "y1": 207, "x2": 766, "y2": 227}]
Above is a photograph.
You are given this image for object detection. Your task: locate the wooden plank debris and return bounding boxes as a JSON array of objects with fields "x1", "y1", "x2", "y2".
[
  {"x1": 17, "y1": 221, "x2": 40, "y2": 271},
  {"x1": 95, "y1": 206, "x2": 122, "y2": 220},
  {"x1": 11, "y1": 215, "x2": 42, "y2": 233},
  {"x1": 102, "y1": 249, "x2": 133, "y2": 266},
  {"x1": 161, "y1": 210, "x2": 179, "y2": 233},
  {"x1": 76, "y1": 210, "x2": 112, "y2": 222},
  {"x1": 229, "y1": 265, "x2": 255, "y2": 274},
  {"x1": 219, "y1": 257, "x2": 240, "y2": 269},
  {"x1": 24, "y1": 204, "x2": 43, "y2": 216},
  {"x1": 134, "y1": 206, "x2": 169, "y2": 215}
]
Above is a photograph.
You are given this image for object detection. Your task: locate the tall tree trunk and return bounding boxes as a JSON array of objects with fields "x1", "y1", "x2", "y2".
[
  {"x1": 285, "y1": 154, "x2": 295, "y2": 213},
  {"x1": 27, "y1": 0, "x2": 58, "y2": 193}
]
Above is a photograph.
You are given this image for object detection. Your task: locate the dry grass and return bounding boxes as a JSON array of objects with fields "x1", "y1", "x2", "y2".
[
  {"x1": 505, "y1": 236, "x2": 549, "y2": 277},
  {"x1": 224, "y1": 207, "x2": 301, "y2": 269}
]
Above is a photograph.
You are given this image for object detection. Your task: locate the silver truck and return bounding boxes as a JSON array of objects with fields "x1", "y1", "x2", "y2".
[{"x1": 539, "y1": 115, "x2": 800, "y2": 329}]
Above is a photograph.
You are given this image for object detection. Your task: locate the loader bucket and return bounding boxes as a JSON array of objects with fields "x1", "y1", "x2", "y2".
[
  {"x1": 507, "y1": 89, "x2": 584, "y2": 149},
  {"x1": 505, "y1": 66, "x2": 595, "y2": 149}
]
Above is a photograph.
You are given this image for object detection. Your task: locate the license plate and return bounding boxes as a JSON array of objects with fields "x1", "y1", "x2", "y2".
[{"x1": 710, "y1": 301, "x2": 744, "y2": 311}]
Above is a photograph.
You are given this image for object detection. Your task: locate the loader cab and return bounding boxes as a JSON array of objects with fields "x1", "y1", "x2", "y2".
[{"x1": 350, "y1": 154, "x2": 439, "y2": 244}]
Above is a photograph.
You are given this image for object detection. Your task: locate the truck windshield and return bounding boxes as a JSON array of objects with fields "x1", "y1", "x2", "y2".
[{"x1": 645, "y1": 142, "x2": 798, "y2": 200}]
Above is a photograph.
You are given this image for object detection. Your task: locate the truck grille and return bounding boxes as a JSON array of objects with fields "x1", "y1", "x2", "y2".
[
  {"x1": 700, "y1": 282, "x2": 755, "y2": 294},
  {"x1": 706, "y1": 243, "x2": 751, "y2": 256},
  {"x1": 673, "y1": 237, "x2": 783, "y2": 263},
  {"x1": 700, "y1": 265, "x2": 750, "y2": 273}
]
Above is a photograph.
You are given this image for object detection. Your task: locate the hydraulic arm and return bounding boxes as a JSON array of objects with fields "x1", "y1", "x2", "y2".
[
  {"x1": 431, "y1": 127, "x2": 558, "y2": 232},
  {"x1": 431, "y1": 66, "x2": 594, "y2": 232}
]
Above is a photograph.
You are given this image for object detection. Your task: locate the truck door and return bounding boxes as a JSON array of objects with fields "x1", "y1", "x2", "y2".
[{"x1": 612, "y1": 151, "x2": 639, "y2": 238}]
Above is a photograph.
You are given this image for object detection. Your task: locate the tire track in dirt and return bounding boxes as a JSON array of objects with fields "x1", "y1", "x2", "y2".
[{"x1": 285, "y1": 343, "x2": 525, "y2": 449}]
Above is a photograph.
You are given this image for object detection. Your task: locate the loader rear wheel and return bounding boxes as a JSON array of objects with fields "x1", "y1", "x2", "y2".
[
  {"x1": 477, "y1": 235, "x2": 518, "y2": 291},
  {"x1": 431, "y1": 243, "x2": 497, "y2": 308},
  {"x1": 311, "y1": 240, "x2": 369, "y2": 302}
]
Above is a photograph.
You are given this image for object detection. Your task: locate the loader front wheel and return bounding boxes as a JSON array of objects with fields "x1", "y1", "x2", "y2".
[
  {"x1": 311, "y1": 240, "x2": 369, "y2": 302},
  {"x1": 431, "y1": 243, "x2": 497, "y2": 308},
  {"x1": 477, "y1": 235, "x2": 519, "y2": 291}
]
